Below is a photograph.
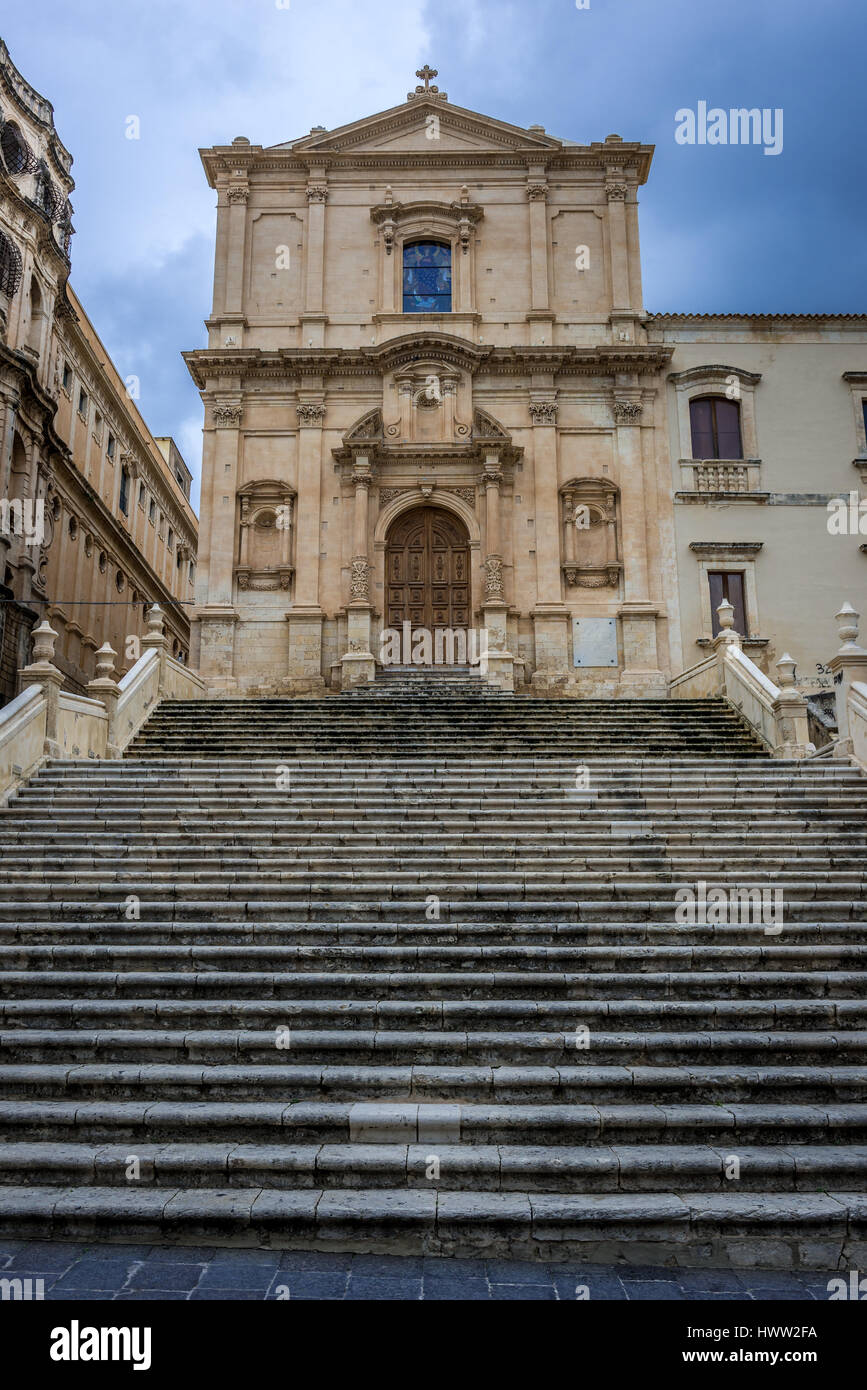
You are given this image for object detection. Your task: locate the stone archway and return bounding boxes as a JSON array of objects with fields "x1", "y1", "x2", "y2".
[{"x1": 385, "y1": 505, "x2": 470, "y2": 637}]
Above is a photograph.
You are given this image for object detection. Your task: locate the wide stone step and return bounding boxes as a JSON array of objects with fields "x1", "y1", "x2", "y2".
[
  {"x1": 1, "y1": 1099, "x2": 864, "y2": 1145},
  {"x1": 1, "y1": 1141, "x2": 864, "y2": 1193},
  {"x1": 2, "y1": 968, "x2": 865, "y2": 1000},
  {"x1": 1, "y1": 920, "x2": 861, "y2": 946},
  {"x1": 0, "y1": 1061, "x2": 863, "y2": 1104},
  {"x1": 4, "y1": 942, "x2": 866, "y2": 968},
  {"x1": 2, "y1": 690, "x2": 864, "y2": 1266},
  {"x1": 0, "y1": 1184, "x2": 859, "y2": 1266}
]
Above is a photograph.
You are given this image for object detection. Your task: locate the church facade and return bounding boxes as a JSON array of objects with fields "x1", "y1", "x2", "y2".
[{"x1": 187, "y1": 71, "x2": 867, "y2": 697}]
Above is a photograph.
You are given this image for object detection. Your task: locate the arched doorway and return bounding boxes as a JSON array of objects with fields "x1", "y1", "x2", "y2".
[{"x1": 385, "y1": 506, "x2": 470, "y2": 639}]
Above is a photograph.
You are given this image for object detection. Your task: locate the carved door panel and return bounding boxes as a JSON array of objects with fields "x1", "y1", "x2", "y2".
[{"x1": 386, "y1": 507, "x2": 470, "y2": 637}]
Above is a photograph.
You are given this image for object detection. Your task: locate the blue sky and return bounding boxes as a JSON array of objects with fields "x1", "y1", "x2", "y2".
[{"x1": 3, "y1": 0, "x2": 865, "y2": 510}]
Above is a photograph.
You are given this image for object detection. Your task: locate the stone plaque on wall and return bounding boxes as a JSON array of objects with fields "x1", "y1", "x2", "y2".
[{"x1": 573, "y1": 617, "x2": 618, "y2": 668}]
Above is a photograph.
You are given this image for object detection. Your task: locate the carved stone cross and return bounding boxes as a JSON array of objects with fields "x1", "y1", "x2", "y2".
[{"x1": 416, "y1": 65, "x2": 437, "y2": 90}]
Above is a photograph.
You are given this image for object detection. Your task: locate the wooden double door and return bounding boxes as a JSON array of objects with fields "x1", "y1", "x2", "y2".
[{"x1": 386, "y1": 507, "x2": 470, "y2": 635}]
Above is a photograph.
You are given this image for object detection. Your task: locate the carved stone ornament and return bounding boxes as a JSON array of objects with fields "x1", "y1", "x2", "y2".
[
  {"x1": 562, "y1": 563, "x2": 622, "y2": 589},
  {"x1": 379, "y1": 488, "x2": 409, "y2": 507},
  {"x1": 350, "y1": 557, "x2": 370, "y2": 600},
  {"x1": 306, "y1": 185, "x2": 328, "y2": 203},
  {"x1": 484, "y1": 554, "x2": 504, "y2": 600},
  {"x1": 529, "y1": 400, "x2": 558, "y2": 426},
  {"x1": 212, "y1": 405, "x2": 243, "y2": 428},
  {"x1": 226, "y1": 185, "x2": 249, "y2": 204},
  {"x1": 606, "y1": 182, "x2": 628, "y2": 201},
  {"x1": 613, "y1": 400, "x2": 643, "y2": 424},
  {"x1": 446, "y1": 487, "x2": 476, "y2": 506},
  {"x1": 297, "y1": 402, "x2": 326, "y2": 425},
  {"x1": 236, "y1": 566, "x2": 294, "y2": 592},
  {"x1": 526, "y1": 181, "x2": 548, "y2": 202}
]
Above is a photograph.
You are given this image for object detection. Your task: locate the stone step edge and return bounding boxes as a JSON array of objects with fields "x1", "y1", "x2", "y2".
[{"x1": 0, "y1": 1186, "x2": 860, "y2": 1268}]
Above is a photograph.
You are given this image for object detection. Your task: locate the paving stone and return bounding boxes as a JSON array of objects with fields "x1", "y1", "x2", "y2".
[
  {"x1": 127, "y1": 1262, "x2": 204, "y2": 1291},
  {"x1": 346, "y1": 1276, "x2": 422, "y2": 1300}
]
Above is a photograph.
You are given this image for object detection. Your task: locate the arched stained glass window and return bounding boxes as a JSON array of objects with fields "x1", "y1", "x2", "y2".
[{"x1": 403, "y1": 241, "x2": 451, "y2": 314}]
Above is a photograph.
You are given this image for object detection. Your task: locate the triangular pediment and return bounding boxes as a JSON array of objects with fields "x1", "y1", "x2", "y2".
[{"x1": 270, "y1": 99, "x2": 564, "y2": 158}]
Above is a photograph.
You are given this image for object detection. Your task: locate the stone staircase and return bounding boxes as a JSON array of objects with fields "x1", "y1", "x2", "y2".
[{"x1": 0, "y1": 692, "x2": 865, "y2": 1268}]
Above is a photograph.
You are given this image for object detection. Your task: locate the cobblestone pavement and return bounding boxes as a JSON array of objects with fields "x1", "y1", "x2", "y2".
[{"x1": 0, "y1": 1241, "x2": 838, "y2": 1300}]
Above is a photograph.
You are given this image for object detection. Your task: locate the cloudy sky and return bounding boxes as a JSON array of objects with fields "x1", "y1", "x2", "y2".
[{"x1": 3, "y1": 0, "x2": 864, "y2": 510}]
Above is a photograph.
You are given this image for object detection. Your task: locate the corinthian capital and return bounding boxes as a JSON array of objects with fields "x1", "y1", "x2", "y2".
[
  {"x1": 526, "y1": 180, "x2": 548, "y2": 202},
  {"x1": 297, "y1": 402, "x2": 326, "y2": 426},
  {"x1": 306, "y1": 185, "x2": 328, "y2": 203},
  {"x1": 613, "y1": 399, "x2": 643, "y2": 425},
  {"x1": 606, "y1": 182, "x2": 628, "y2": 202},
  {"x1": 226, "y1": 185, "x2": 249, "y2": 204},
  {"x1": 529, "y1": 399, "x2": 558, "y2": 426},
  {"x1": 212, "y1": 404, "x2": 243, "y2": 428}
]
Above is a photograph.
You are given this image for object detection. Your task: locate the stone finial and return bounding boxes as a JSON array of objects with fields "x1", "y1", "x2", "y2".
[
  {"x1": 717, "y1": 600, "x2": 735, "y2": 631},
  {"x1": 836, "y1": 602, "x2": 862, "y2": 650},
  {"x1": 146, "y1": 604, "x2": 165, "y2": 639},
  {"x1": 31, "y1": 620, "x2": 58, "y2": 666},
  {"x1": 775, "y1": 652, "x2": 797, "y2": 689},
  {"x1": 94, "y1": 642, "x2": 117, "y2": 680}
]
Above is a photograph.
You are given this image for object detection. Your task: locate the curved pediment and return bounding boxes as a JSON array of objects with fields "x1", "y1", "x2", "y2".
[
  {"x1": 365, "y1": 332, "x2": 491, "y2": 376},
  {"x1": 343, "y1": 409, "x2": 384, "y2": 444}
]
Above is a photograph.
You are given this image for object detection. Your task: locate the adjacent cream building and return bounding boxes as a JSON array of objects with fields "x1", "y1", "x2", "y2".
[{"x1": 185, "y1": 71, "x2": 866, "y2": 697}]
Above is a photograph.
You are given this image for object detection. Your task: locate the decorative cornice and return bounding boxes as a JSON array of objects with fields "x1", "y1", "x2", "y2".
[
  {"x1": 182, "y1": 341, "x2": 674, "y2": 390},
  {"x1": 650, "y1": 312, "x2": 867, "y2": 325},
  {"x1": 688, "y1": 541, "x2": 764, "y2": 557},
  {"x1": 669, "y1": 364, "x2": 762, "y2": 387}
]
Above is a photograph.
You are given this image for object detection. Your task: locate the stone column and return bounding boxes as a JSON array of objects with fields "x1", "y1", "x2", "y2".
[
  {"x1": 398, "y1": 379, "x2": 413, "y2": 440},
  {"x1": 529, "y1": 398, "x2": 568, "y2": 687},
  {"x1": 526, "y1": 176, "x2": 554, "y2": 346},
  {"x1": 613, "y1": 396, "x2": 665, "y2": 697},
  {"x1": 197, "y1": 403, "x2": 242, "y2": 691},
  {"x1": 606, "y1": 175, "x2": 631, "y2": 317},
  {"x1": 287, "y1": 400, "x2": 326, "y2": 693},
  {"x1": 342, "y1": 456, "x2": 376, "y2": 689},
  {"x1": 302, "y1": 180, "x2": 328, "y2": 347},
  {"x1": 829, "y1": 602, "x2": 867, "y2": 754},
  {"x1": 481, "y1": 455, "x2": 514, "y2": 692},
  {"x1": 224, "y1": 183, "x2": 249, "y2": 322}
]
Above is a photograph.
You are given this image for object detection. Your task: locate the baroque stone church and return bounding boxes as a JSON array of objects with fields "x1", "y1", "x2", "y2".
[{"x1": 187, "y1": 68, "x2": 867, "y2": 698}]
